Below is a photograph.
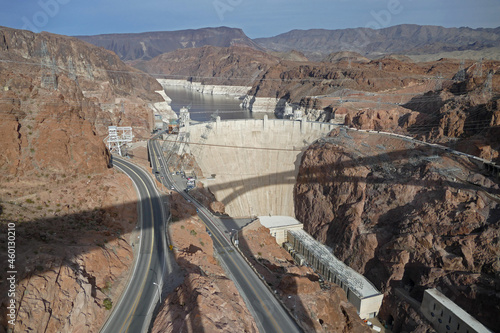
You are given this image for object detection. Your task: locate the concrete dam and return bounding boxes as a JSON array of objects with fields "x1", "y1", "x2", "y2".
[{"x1": 182, "y1": 117, "x2": 336, "y2": 217}]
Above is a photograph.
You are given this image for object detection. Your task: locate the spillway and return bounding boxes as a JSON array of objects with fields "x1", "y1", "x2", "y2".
[{"x1": 183, "y1": 117, "x2": 336, "y2": 217}]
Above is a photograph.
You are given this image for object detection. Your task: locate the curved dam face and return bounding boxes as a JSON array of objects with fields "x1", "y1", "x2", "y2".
[{"x1": 185, "y1": 118, "x2": 336, "y2": 217}]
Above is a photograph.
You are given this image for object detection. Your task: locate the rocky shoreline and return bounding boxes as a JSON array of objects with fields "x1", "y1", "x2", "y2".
[
  {"x1": 157, "y1": 79, "x2": 329, "y2": 119},
  {"x1": 157, "y1": 79, "x2": 251, "y2": 97}
]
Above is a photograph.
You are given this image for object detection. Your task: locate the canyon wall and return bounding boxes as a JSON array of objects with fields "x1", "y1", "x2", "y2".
[
  {"x1": 0, "y1": 27, "x2": 161, "y2": 332},
  {"x1": 0, "y1": 26, "x2": 163, "y2": 139},
  {"x1": 294, "y1": 128, "x2": 500, "y2": 331}
]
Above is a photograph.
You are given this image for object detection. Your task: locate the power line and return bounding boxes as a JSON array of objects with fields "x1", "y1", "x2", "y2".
[
  {"x1": 152, "y1": 137, "x2": 305, "y2": 152},
  {"x1": 1, "y1": 54, "x2": 497, "y2": 141}
]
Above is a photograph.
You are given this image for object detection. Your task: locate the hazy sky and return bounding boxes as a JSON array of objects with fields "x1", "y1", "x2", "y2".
[{"x1": 2, "y1": 0, "x2": 499, "y2": 37}]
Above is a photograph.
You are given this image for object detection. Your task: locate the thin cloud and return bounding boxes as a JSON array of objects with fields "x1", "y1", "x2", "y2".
[{"x1": 1, "y1": 0, "x2": 498, "y2": 37}]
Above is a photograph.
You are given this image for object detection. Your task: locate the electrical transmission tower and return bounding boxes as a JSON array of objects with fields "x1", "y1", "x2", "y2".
[
  {"x1": 67, "y1": 58, "x2": 76, "y2": 80},
  {"x1": 86, "y1": 62, "x2": 94, "y2": 80},
  {"x1": 107, "y1": 126, "x2": 133, "y2": 156},
  {"x1": 118, "y1": 102, "x2": 125, "y2": 123},
  {"x1": 454, "y1": 60, "x2": 466, "y2": 82},
  {"x1": 474, "y1": 58, "x2": 483, "y2": 78},
  {"x1": 40, "y1": 41, "x2": 58, "y2": 90},
  {"x1": 483, "y1": 70, "x2": 493, "y2": 99},
  {"x1": 435, "y1": 73, "x2": 443, "y2": 91},
  {"x1": 183, "y1": 110, "x2": 219, "y2": 175},
  {"x1": 67, "y1": 57, "x2": 81, "y2": 88}
]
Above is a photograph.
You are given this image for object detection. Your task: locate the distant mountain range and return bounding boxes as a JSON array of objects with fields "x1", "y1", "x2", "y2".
[
  {"x1": 76, "y1": 24, "x2": 500, "y2": 62},
  {"x1": 255, "y1": 25, "x2": 500, "y2": 60},
  {"x1": 76, "y1": 27, "x2": 262, "y2": 61}
]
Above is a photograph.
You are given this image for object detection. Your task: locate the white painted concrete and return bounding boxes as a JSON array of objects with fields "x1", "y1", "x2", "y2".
[
  {"x1": 420, "y1": 289, "x2": 493, "y2": 333},
  {"x1": 258, "y1": 216, "x2": 303, "y2": 245}
]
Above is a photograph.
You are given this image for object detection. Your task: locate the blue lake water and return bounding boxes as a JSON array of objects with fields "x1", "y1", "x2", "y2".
[{"x1": 162, "y1": 85, "x2": 275, "y2": 122}]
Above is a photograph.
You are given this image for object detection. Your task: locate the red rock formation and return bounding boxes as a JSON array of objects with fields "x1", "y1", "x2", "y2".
[
  {"x1": 134, "y1": 45, "x2": 280, "y2": 87},
  {"x1": 0, "y1": 26, "x2": 162, "y2": 139},
  {"x1": 294, "y1": 129, "x2": 500, "y2": 331},
  {"x1": 0, "y1": 26, "x2": 162, "y2": 332},
  {"x1": 0, "y1": 172, "x2": 138, "y2": 332}
]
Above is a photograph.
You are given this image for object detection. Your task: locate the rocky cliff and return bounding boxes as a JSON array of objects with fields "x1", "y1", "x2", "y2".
[
  {"x1": 134, "y1": 45, "x2": 279, "y2": 87},
  {"x1": 0, "y1": 170, "x2": 139, "y2": 332},
  {"x1": 0, "y1": 26, "x2": 163, "y2": 140},
  {"x1": 347, "y1": 61, "x2": 500, "y2": 161},
  {"x1": 294, "y1": 128, "x2": 500, "y2": 331},
  {"x1": 0, "y1": 26, "x2": 161, "y2": 332}
]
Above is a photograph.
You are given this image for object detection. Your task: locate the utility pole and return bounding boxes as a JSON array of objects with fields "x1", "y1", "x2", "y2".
[
  {"x1": 435, "y1": 73, "x2": 443, "y2": 91},
  {"x1": 454, "y1": 60, "x2": 466, "y2": 82},
  {"x1": 483, "y1": 70, "x2": 493, "y2": 100},
  {"x1": 67, "y1": 57, "x2": 80, "y2": 89},
  {"x1": 182, "y1": 109, "x2": 219, "y2": 175},
  {"x1": 107, "y1": 126, "x2": 133, "y2": 156},
  {"x1": 474, "y1": 58, "x2": 483, "y2": 78},
  {"x1": 86, "y1": 62, "x2": 94, "y2": 81}
]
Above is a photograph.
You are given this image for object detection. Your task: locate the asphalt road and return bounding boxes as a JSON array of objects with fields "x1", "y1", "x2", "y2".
[
  {"x1": 100, "y1": 156, "x2": 168, "y2": 333},
  {"x1": 150, "y1": 134, "x2": 302, "y2": 333}
]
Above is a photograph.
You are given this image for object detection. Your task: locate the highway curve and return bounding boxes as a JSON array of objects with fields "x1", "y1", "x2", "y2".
[
  {"x1": 150, "y1": 136, "x2": 302, "y2": 333},
  {"x1": 100, "y1": 156, "x2": 167, "y2": 333}
]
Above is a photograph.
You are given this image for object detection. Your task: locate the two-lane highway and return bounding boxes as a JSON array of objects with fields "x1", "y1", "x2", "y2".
[
  {"x1": 150, "y1": 135, "x2": 302, "y2": 333},
  {"x1": 197, "y1": 205, "x2": 302, "y2": 333},
  {"x1": 100, "y1": 157, "x2": 167, "y2": 333}
]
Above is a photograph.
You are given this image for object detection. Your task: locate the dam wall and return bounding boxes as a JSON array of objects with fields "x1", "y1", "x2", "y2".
[{"x1": 185, "y1": 118, "x2": 336, "y2": 217}]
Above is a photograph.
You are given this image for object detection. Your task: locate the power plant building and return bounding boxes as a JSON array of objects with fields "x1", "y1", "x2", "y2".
[{"x1": 285, "y1": 229, "x2": 384, "y2": 319}]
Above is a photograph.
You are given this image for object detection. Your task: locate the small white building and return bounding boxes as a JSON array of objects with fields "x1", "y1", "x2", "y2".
[
  {"x1": 154, "y1": 114, "x2": 165, "y2": 131},
  {"x1": 258, "y1": 216, "x2": 303, "y2": 245},
  {"x1": 420, "y1": 289, "x2": 493, "y2": 333},
  {"x1": 293, "y1": 109, "x2": 302, "y2": 121},
  {"x1": 283, "y1": 103, "x2": 294, "y2": 118}
]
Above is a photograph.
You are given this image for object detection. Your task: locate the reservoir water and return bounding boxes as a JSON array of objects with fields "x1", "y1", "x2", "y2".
[{"x1": 163, "y1": 85, "x2": 275, "y2": 121}]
